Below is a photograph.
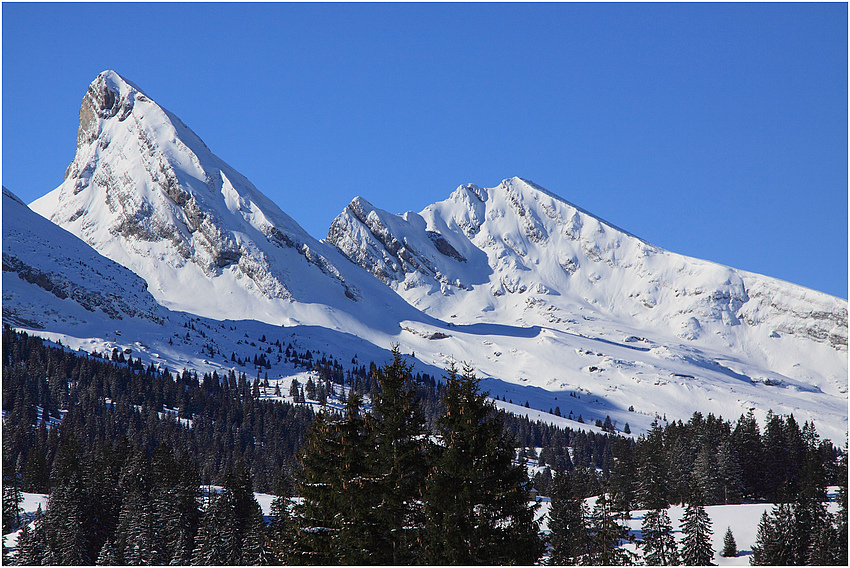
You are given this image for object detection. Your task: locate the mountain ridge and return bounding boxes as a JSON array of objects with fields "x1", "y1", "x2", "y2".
[{"x1": 14, "y1": 70, "x2": 848, "y2": 442}]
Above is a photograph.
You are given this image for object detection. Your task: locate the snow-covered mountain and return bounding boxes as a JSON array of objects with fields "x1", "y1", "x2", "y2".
[
  {"x1": 328, "y1": 177, "x2": 847, "y2": 393},
  {"x1": 29, "y1": 70, "x2": 421, "y2": 335},
  {"x1": 16, "y1": 70, "x2": 848, "y2": 442},
  {"x1": 330, "y1": 177, "x2": 846, "y2": 349}
]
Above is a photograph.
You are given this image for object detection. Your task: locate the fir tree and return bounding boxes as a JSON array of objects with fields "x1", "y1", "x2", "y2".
[
  {"x1": 641, "y1": 507, "x2": 679, "y2": 565},
  {"x1": 732, "y1": 410, "x2": 763, "y2": 499},
  {"x1": 422, "y1": 363, "x2": 543, "y2": 565},
  {"x1": 636, "y1": 420, "x2": 669, "y2": 509},
  {"x1": 16, "y1": 504, "x2": 47, "y2": 565},
  {"x1": 2, "y1": 478, "x2": 22, "y2": 534},
  {"x1": 717, "y1": 437, "x2": 743, "y2": 505},
  {"x1": 679, "y1": 497, "x2": 714, "y2": 566},
  {"x1": 608, "y1": 437, "x2": 636, "y2": 512},
  {"x1": 290, "y1": 393, "x2": 381, "y2": 564},
  {"x1": 721, "y1": 526, "x2": 737, "y2": 558},
  {"x1": 368, "y1": 345, "x2": 429, "y2": 564},
  {"x1": 547, "y1": 470, "x2": 590, "y2": 565},
  {"x1": 751, "y1": 504, "x2": 795, "y2": 565},
  {"x1": 585, "y1": 490, "x2": 636, "y2": 565},
  {"x1": 693, "y1": 443, "x2": 722, "y2": 505},
  {"x1": 192, "y1": 491, "x2": 234, "y2": 565},
  {"x1": 95, "y1": 538, "x2": 119, "y2": 566}
]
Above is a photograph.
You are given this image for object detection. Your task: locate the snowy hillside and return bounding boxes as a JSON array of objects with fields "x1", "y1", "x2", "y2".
[
  {"x1": 3, "y1": 186, "x2": 164, "y2": 330},
  {"x1": 16, "y1": 71, "x2": 848, "y2": 442}
]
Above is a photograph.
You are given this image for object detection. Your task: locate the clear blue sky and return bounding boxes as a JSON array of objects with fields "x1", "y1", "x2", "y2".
[{"x1": 3, "y1": 3, "x2": 847, "y2": 298}]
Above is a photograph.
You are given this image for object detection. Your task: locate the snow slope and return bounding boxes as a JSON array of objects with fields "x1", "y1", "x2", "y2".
[
  {"x1": 3, "y1": 186, "x2": 164, "y2": 330},
  {"x1": 18, "y1": 71, "x2": 849, "y2": 442}
]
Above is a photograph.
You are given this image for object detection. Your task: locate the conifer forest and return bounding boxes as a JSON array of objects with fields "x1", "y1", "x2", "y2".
[{"x1": 2, "y1": 328, "x2": 847, "y2": 565}]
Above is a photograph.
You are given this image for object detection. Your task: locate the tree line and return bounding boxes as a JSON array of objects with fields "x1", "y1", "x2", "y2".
[{"x1": 3, "y1": 328, "x2": 847, "y2": 565}]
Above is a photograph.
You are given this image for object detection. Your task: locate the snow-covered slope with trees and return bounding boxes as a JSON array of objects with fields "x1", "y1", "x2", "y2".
[{"x1": 17, "y1": 70, "x2": 848, "y2": 442}]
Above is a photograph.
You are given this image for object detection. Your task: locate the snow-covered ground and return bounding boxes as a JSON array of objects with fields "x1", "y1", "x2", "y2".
[{"x1": 8, "y1": 489, "x2": 839, "y2": 565}]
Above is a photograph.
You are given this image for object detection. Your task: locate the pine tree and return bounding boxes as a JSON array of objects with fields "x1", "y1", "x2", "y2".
[
  {"x1": 2, "y1": 478, "x2": 22, "y2": 534},
  {"x1": 95, "y1": 538, "x2": 119, "y2": 565},
  {"x1": 679, "y1": 498, "x2": 714, "y2": 565},
  {"x1": 608, "y1": 437, "x2": 636, "y2": 512},
  {"x1": 44, "y1": 472, "x2": 92, "y2": 565},
  {"x1": 241, "y1": 508, "x2": 277, "y2": 565},
  {"x1": 641, "y1": 507, "x2": 679, "y2": 565},
  {"x1": 547, "y1": 470, "x2": 590, "y2": 565},
  {"x1": 153, "y1": 448, "x2": 201, "y2": 565},
  {"x1": 192, "y1": 491, "x2": 234, "y2": 565},
  {"x1": 751, "y1": 504, "x2": 795, "y2": 565},
  {"x1": 733, "y1": 410, "x2": 763, "y2": 499},
  {"x1": 636, "y1": 420, "x2": 669, "y2": 509},
  {"x1": 15, "y1": 504, "x2": 47, "y2": 565},
  {"x1": 721, "y1": 526, "x2": 737, "y2": 557},
  {"x1": 422, "y1": 363, "x2": 543, "y2": 565},
  {"x1": 717, "y1": 437, "x2": 743, "y2": 505},
  {"x1": 693, "y1": 443, "x2": 722, "y2": 505}
]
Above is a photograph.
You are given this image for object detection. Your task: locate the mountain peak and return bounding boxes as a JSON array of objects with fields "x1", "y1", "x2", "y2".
[
  {"x1": 77, "y1": 70, "x2": 146, "y2": 148},
  {"x1": 31, "y1": 71, "x2": 375, "y2": 322}
]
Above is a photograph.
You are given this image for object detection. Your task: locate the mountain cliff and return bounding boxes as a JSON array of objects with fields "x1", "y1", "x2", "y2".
[{"x1": 3, "y1": 186, "x2": 164, "y2": 329}]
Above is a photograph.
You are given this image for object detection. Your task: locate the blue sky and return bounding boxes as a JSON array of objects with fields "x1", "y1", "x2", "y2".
[{"x1": 3, "y1": 3, "x2": 847, "y2": 298}]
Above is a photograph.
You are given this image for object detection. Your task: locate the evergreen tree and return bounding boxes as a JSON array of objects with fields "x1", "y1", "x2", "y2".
[
  {"x1": 585, "y1": 490, "x2": 636, "y2": 565},
  {"x1": 679, "y1": 499, "x2": 714, "y2": 565},
  {"x1": 733, "y1": 411, "x2": 764, "y2": 499},
  {"x1": 806, "y1": 510, "x2": 844, "y2": 566},
  {"x1": 636, "y1": 420, "x2": 669, "y2": 509},
  {"x1": 290, "y1": 394, "x2": 381, "y2": 564},
  {"x1": 192, "y1": 491, "x2": 236, "y2": 565},
  {"x1": 45, "y1": 473, "x2": 92, "y2": 565},
  {"x1": 423, "y1": 363, "x2": 543, "y2": 565},
  {"x1": 241, "y1": 508, "x2": 277, "y2": 565},
  {"x1": 751, "y1": 504, "x2": 795, "y2": 565},
  {"x1": 2, "y1": 478, "x2": 22, "y2": 534},
  {"x1": 717, "y1": 437, "x2": 743, "y2": 505},
  {"x1": 692, "y1": 443, "x2": 722, "y2": 505},
  {"x1": 13, "y1": 502, "x2": 49, "y2": 564},
  {"x1": 836, "y1": 442, "x2": 849, "y2": 566},
  {"x1": 95, "y1": 538, "x2": 119, "y2": 565},
  {"x1": 721, "y1": 526, "x2": 737, "y2": 558},
  {"x1": 115, "y1": 449, "x2": 161, "y2": 566},
  {"x1": 641, "y1": 507, "x2": 679, "y2": 565},
  {"x1": 547, "y1": 470, "x2": 590, "y2": 565},
  {"x1": 608, "y1": 437, "x2": 636, "y2": 512},
  {"x1": 368, "y1": 345, "x2": 429, "y2": 564}
]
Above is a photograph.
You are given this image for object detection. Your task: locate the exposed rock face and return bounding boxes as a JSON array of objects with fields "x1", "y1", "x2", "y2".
[{"x1": 32, "y1": 71, "x2": 361, "y2": 320}]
